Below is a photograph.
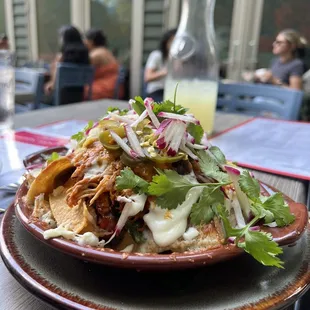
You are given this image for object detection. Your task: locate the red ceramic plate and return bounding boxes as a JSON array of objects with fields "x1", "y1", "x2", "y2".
[{"x1": 14, "y1": 180, "x2": 308, "y2": 271}]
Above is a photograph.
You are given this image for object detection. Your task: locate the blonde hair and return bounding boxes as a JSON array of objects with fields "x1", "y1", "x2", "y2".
[{"x1": 279, "y1": 29, "x2": 307, "y2": 58}]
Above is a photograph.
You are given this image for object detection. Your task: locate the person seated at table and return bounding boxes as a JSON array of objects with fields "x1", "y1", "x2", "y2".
[
  {"x1": 255, "y1": 29, "x2": 307, "y2": 90},
  {"x1": 84, "y1": 28, "x2": 120, "y2": 100},
  {"x1": 144, "y1": 29, "x2": 177, "y2": 102},
  {"x1": 44, "y1": 25, "x2": 90, "y2": 104},
  {"x1": 0, "y1": 34, "x2": 9, "y2": 50}
]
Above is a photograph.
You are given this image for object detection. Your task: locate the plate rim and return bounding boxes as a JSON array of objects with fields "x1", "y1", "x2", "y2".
[
  {"x1": 1, "y1": 203, "x2": 310, "y2": 310},
  {"x1": 14, "y1": 180, "x2": 309, "y2": 270}
]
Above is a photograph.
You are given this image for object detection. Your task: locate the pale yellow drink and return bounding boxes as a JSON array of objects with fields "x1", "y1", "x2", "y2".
[{"x1": 164, "y1": 79, "x2": 218, "y2": 134}]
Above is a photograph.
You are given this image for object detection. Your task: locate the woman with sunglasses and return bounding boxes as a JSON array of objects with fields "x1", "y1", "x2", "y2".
[{"x1": 255, "y1": 29, "x2": 307, "y2": 90}]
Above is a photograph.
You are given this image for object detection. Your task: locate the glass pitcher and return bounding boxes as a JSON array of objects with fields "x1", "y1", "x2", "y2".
[{"x1": 164, "y1": 0, "x2": 218, "y2": 134}]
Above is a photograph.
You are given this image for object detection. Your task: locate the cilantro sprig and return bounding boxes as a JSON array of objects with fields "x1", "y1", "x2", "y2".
[
  {"x1": 216, "y1": 205, "x2": 284, "y2": 268},
  {"x1": 116, "y1": 167, "x2": 149, "y2": 194},
  {"x1": 198, "y1": 150, "x2": 229, "y2": 183},
  {"x1": 107, "y1": 106, "x2": 129, "y2": 116},
  {"x1": 46, "y1": 152, "x2": 60, "y2": 163},
  {"x1": 239, "y1": 171, "x2": 295, "y2": 227},
  {"x1": 71, "y1": 120, "x2": 94, "y2": 143},
  {"x1": 148, "y1": 169, "x2": 230, "y2": 210}
]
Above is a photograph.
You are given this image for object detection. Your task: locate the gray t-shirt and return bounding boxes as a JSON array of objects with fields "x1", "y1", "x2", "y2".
[
  {"x1": 145, "y1": 50, "x2": 166, "y2": 94},
  {"x1": 271, "y1": 58, "x2": 304, "y2": 85}
]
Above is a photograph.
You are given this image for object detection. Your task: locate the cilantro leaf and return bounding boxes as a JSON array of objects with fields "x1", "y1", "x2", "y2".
[
  {"x1": 71, "y1": 131, "x2": 84, "y2": 142},
  {"x1": 239, "y1": 230, "x2": 284, "y2": 268},
  {"x1": 71, "y1": 120, "x2": 94, "y2": 142},
  {"x1": 239, "y1": 171, "x2": 260, "y2": 200},
  {"x1": 190, "y1": 187, "x2": 224, "y2": 225},
  {"x1": 153, "y1": 100, "x2": 188, "y2": 115},
  {"x1": 187, "y1": 123, "x2": 204, "y2": 143},
  {"x1": 107, "y1": 106, "x2": 129, "y2": 116},
  {"x1": 209, "y1": 146, "x2": 227, "y2": 165},
  {"x1": 216, "y1": 204, "x2": 284, "y2": 268},
  {"x1": 198, "y1": 150, "x2": 230, "y2": 183},
  {"x1": 116, "y1": 168, "x2": 149, "y2": 194},
  {"x1": 132, "y1": 96, "x2": 146, "y2": 115},
  {"x1": 262, "y1": 193, "x2": 295, "y2": 227},
  {"x1": 251, "y1": 201, "x2": 275, "y2": 223},
  {"x1": 148, "y1": 169, "x2": 195, "y2": 209},
  {"x1": 47, "y1": 152, "x2": 60, "y2": 163}
]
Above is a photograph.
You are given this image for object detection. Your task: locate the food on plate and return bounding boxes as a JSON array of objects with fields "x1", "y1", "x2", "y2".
[{"x1": 23, "y1": 96, "x2": 296, "y2": 268}]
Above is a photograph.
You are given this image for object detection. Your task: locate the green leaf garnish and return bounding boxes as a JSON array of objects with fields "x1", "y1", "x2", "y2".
[
  {"x1": 47, "y1": 152, "x2": 60, "y2": 163},
  {"x1": 71, "y1": 120, "x2": 94, "y2": 143},
  {"x1": 209, "y1": 146, "x2": 227, "y2": 165},
  {"x1": 153, "y1": 100, "x2": 188, "y2": 115},
  {"x1": 198, "y1": 150, "x2": 230, "y2": 183},
  {"x1": 187, "y1": 123, "x2": 204, "y2": 144},
  {"x1": 132, "y1": 96, "x2": 146, "y2": 115},
  {"x1": 238, "y1": 171, "x2": 260, "y2": 200},
  {"x1": 190, "y1": 187, "x2": 224, "y2": 225},
  {"x1": 216, "y1": 205, "x2": 284, "y2": 268},
  {"x1": 107, "y1": 106, "x2": 129, "y2": 116},
  {"x1": 116, "y1": 167, "x2": 149, "y2": 194},
  {"x1": 148, "y1": 169, "x2": 194, "y2": 209}
]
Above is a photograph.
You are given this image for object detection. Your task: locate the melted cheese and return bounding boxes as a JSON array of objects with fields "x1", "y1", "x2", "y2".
[
  {"x1": 183, "y1": 227, "x2": 199, "y2": 241},
  {"x1": 43, "y1": 226, "x2": 75, "y2": 240},
  {"x1": 143, "y1": 187, "x2": 203, "y2": 247},
  {"x1": 84, "y1": 160, "x2": 108, "y2": 179},
  {"x1": 75, "y1": 232, "x2": 100, "y2": 247},
  {"x1": 41, "y1": 211, "x2": 57, "y2": 228}
]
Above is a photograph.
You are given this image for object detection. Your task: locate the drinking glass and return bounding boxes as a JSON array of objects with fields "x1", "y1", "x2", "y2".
[{"x1": 0, "y1": 50, "x2": 15, "y2": 132}]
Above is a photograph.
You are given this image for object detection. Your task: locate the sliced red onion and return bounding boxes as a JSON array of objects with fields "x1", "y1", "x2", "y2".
[
  {"x1": 228, "y1": 237, "x2": 236, "y2": 243},
  {"x1": 155, "y1": 119, "x2": 172, "y2": 135},
  {"x1": 144, "y1": 98, "x2": 160, "y2": 128},
  {"x1": 224, "y1": 165, "x2": 241, "y2": 176},
  {"x1": 109, "y1": 112, "x2": 135, "y2": 125},
  {"x1": 156, "y1": 120, "x2": 175, "y2": 149},
  {"x1": 85, "y1": 122, "x2": 98, "y2": 135},
  {"x1": 130, "y1": 109, "x2": 148, "y2": 127},
  {"x1": 249, "y1": 226, "x2": 260, "y2": 231},
  {"x1": 110, "y1": 130, "x2": 138, "y2": 158},
  {"x1": 167, "y1": 122, "x2": 187, "y2": 156},
  {"x1": 201, "y1": 133, "x2": 211, "y2": 148},
  {"x1": 186, "y1": 141, "x2": 207, "y2": 150},
  {"x1": 186, "y1": 132, "x2": 195, "y2": 144},
  {"x1": 157, "y1": 112, "x2": 200, "y2": 125},
  {"x1": 180, "y1": 143, "x2": 198, "y2": 160},
  {"x1": 125, "y1": 125, "x2": 145, "y2": 157},
  {"x1": 26, "y1": 163, "x2": 44, "y2": 171},
  {"x1": 231, "y1": 196, "x2": 246, "y2": 228}
]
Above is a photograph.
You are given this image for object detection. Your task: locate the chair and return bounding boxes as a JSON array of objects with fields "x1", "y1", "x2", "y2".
[
  {"x1": 114, "y1": 66, "x2": 126, "y2": 99},
  {"x1": 217, "y1": 82, "x2": 304, "y2": 120},
  {"x1": 15, "y1": 68, "x2": 45, "y2": 112},
  {"x1": 54, "y1": 63, "x2": 94, "y2": 106}
]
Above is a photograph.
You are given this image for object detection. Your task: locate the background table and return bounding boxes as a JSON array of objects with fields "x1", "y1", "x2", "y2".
[{"x1": 0, "y1": 99, "x2": 308, "y2": 309}]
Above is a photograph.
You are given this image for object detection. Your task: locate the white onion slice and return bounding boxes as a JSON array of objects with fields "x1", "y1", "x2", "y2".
[
  {"x1": 157, "y1": 112, "x2": 200, "y2": 125},
  {"x1": 130, "y1": 109, "x2": 148, "y2": 127},
  {"x1": 110, "y1": 130, "x2": 138, "y2": 158},
  {"x1": 144, "y1": 98, "x2": 160, "y2": 128}
]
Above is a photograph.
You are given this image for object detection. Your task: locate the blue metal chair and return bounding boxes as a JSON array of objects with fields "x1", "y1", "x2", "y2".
[
  {"x1": 54, "y1": 63, "x2": 94, "y2": 106},
  {"x1": 15, "y1": 68, "x2": 45, "y2": 112},
  {"x1": 114, "y1": 66, "x2": 126, "y2": 99},
  {"x1": 217, "y1": 82, "x2": 304, "y2": 120}
]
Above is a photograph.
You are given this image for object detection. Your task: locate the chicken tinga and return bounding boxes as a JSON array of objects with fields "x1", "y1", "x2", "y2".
[{"x1": 24, "y1": 96, "x2": 295, "y2": 268}]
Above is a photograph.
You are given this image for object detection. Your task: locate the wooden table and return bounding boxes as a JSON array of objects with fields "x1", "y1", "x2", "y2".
[{"x1": 0, "y1": 99, "x2": 308, "y2": 310}]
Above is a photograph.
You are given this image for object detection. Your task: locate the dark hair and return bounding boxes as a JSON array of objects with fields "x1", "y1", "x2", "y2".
[
  {"x1": 85, "y1": 28, "x2": 107, "y2": 47},
  {"x1": 159, "y1": 29, "x2": 177, "y2": 60},
  {"x1": 58, "y1": 25, "x2": 89, "y2": 65}
]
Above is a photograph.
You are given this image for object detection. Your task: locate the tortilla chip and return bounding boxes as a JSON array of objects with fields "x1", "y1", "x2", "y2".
[
  {"x1": 49, "y1": 186, "x2": 95, "y2": 234},
  {"x1": 27, "y1": 157, "x2": 74, "y2": 204},
  {"x1": 32, "y1": 193, "x2": 51, "y2": 218}
]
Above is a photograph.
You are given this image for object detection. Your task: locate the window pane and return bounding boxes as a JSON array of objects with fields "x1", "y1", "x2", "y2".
[
  {"x1": 36, "y1": 0, "x2": 71, "y2": 62},
  {"x1": 258, "y1": 0, "x2": 310, "y2": 68},
  {"x1": 90, "y1": 0, "x2": 132, "y2": 67},
  {"x1": 0, "y1": 0, "x2": 5, "y2": 35}
]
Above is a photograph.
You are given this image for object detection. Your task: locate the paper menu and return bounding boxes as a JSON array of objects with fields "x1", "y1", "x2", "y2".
[
  {"x1": 0, "y1": 119, "x2": 87, "y2": 175},
  {"x1": 210, "y1": 118, "x2": 310, "y2": 180}
]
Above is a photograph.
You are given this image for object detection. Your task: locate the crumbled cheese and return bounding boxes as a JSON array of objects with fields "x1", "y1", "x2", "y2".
[
  {"x1": 41, "y1": 211, "x2": 57, "y2": 228},
  {"x1": 183, "y1": 227, "x2": 199, "y2": 241}
]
